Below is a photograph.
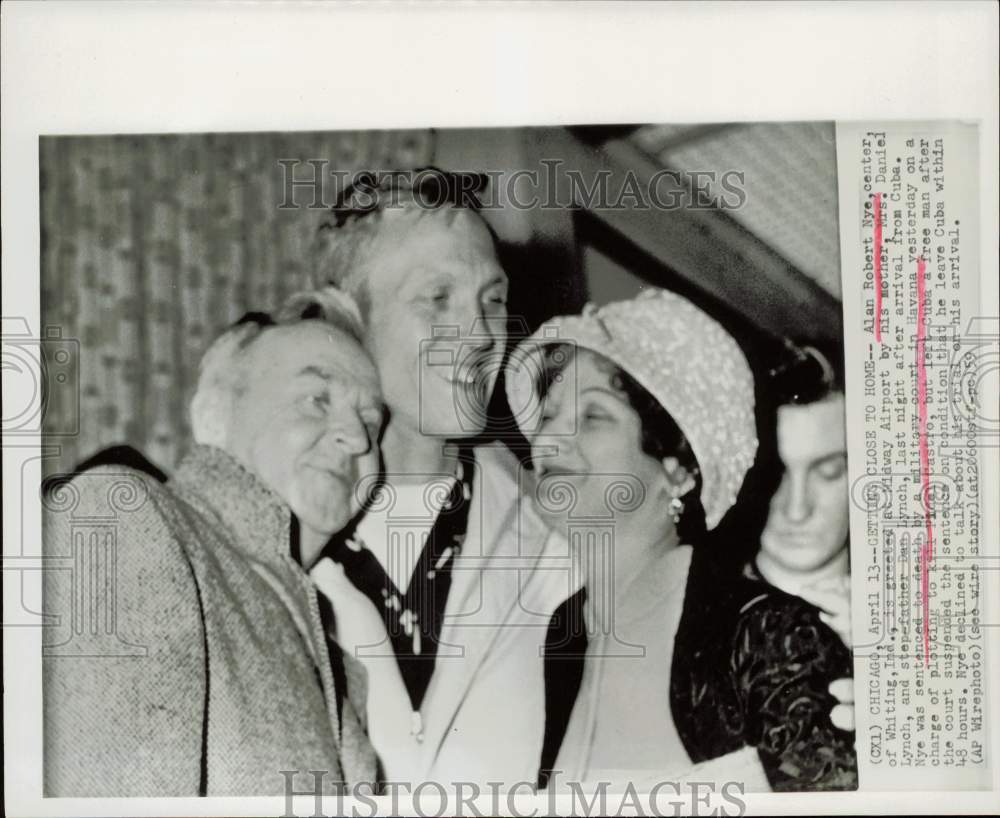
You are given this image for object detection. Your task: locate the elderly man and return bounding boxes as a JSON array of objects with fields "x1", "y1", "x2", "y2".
[
  {"x1": 309, "y1": 169, "x2": 563, "y2": 785},
  {"x1": 43, "y1": 290, "x2": 381, "y2": 796}
]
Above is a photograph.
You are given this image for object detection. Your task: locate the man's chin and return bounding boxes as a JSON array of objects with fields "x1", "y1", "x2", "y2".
[
  {"x1": 427, "y1": 382, "x2": 494, "y2": 437},
  {"x1": 293, "y1": 485, "x2": 353, "y2": 533},
  {"x1": 298, "y1": 510, "x2": 351, "y2": 541}
]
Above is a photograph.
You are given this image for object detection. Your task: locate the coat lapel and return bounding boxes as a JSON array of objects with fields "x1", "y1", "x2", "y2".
[{"x1": 419, "y1": 457, "x2": 555, "y2": 764}]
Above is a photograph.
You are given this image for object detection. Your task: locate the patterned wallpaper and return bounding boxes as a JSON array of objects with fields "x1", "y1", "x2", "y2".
[{"x1": 40, "y1": 130, "x2": 434, "y2": 475}]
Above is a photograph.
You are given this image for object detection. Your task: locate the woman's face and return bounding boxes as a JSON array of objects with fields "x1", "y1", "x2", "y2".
[{"x1": 528, "y1": 348, "x2": 671, "y2": 530}]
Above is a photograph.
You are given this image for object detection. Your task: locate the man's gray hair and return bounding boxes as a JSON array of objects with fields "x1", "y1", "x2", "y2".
[{"x1": 189, "y1": 287, "x2": 364, "y2": 448}]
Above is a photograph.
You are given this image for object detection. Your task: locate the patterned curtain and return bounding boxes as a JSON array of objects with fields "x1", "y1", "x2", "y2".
[{"x1": 40, "y1": 130, "x2": 434, "y2": 476}]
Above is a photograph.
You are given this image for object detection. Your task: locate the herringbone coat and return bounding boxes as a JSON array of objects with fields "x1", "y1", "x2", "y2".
[{"x1": 43, "y1": 445, "x2": 377, "y2": 797}]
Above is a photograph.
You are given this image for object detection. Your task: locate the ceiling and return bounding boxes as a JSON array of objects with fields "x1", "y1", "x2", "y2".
[{"x1": 629, "y1": 122, "x2": 842, "y2": 298}]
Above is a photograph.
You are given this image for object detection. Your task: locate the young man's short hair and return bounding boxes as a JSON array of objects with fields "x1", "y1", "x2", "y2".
[
  {"x1": 312, "y1": 167, "x2": 493, "y2": 315},
  {"x1": 768, "y1": 338, "x2": 845, "y2": 407}
]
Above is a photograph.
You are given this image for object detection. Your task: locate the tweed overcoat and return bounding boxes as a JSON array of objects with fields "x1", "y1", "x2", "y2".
[{"x1": 43, "y1": 445, "x2": 377, "y2": 796}]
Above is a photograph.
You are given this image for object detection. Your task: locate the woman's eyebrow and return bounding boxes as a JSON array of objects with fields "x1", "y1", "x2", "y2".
[{"x1": 579, "y1": 386, "x2": 625, "y2": 399}]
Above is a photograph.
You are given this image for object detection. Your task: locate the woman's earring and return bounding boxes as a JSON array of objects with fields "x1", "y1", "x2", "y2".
[{"x1": 669, "y1": 495, "x2": 685, "y2": 526}]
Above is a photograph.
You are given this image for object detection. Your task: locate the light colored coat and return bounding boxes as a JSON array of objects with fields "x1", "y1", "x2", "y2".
[
  {"x1": 43, "y1": 445, "x2": 376, "y2": 797},
  {"x1": 312, "y1": 443, "x2": 573, "y2": 786}
]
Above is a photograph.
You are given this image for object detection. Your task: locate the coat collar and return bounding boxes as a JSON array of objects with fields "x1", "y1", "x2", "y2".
[
  {"x1": 419, "y1": 444, "x2": 558, "y2": 762},
  {"x1": 171, "y1": 444, "x2": 293, "y2": 568}
]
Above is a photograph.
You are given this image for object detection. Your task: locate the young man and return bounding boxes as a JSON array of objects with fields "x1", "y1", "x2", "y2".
[
  {"x1": 758, "y1": 342, "x2": 851, "y2": 647},
  {"x1": 756, "y1": 341, "x2": 855, "y2": 731},
  {"x1": 43, "y1": 290, "x2": 381, "y2": 796},
  {"x1": 309, "y1": 170, "x2": 565, "y2": 785}
]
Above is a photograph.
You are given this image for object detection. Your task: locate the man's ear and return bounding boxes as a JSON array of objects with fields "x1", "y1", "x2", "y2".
[
  {"x1": 190, "y1": 389, "x2": 231, "y2": 449},
  {"x1": 661, "y1": 456, "x2": 696, "y2": 498}
]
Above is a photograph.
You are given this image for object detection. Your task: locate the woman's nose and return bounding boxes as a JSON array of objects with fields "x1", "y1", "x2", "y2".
[{"x1": 537, "y1": 407, "x2": 573, "y2": 437}]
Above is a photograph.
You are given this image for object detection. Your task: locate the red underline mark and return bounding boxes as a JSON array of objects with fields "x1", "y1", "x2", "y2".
[
  {"x1": 916, "y1": 256, "x2": 932, "y2": 666},
  {"x1": 873, "y1": 194, "x2": 884, "y2": 343}
]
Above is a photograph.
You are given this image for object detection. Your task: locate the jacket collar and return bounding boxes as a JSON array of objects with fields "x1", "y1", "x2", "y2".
[{"x1": 171, "y1": 444, "x2": 294, "y2": 567}]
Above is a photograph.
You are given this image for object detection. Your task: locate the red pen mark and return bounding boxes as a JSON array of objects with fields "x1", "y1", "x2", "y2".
[
  {"x1": 873, "y1": 194, "x2": 884, "y2": 343},
  {"x1": 915, "y1": 256, "x2": 932, "y2": 666}
]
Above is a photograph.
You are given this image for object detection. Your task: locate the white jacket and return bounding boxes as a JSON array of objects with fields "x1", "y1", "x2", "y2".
[{"x1": 312, "y1": 443, "x2": 573, "y2": 787}]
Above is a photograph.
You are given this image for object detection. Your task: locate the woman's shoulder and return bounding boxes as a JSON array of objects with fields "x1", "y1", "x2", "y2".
[
  {"x1": 673, "y1": 545, "x2": 857, "y2": 790},
  {"x1": 683, "y1": 546, "x2": 848, "y2": 668},
  {"x1": 733, "y1": 581, "x2": 850, "y2": 675}
]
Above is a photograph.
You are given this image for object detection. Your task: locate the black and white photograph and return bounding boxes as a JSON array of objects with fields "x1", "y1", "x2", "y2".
[
  {"x1": 36, "y1": 123, "x2": 857, "y2": 796},
  {"x1": 3, "y1": 3, "x2": 997, "y2": 817}
]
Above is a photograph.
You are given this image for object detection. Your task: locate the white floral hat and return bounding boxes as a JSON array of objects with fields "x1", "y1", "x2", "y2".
[{"x1": 505, "y1": 288, "x2": 758, "y2": 530}]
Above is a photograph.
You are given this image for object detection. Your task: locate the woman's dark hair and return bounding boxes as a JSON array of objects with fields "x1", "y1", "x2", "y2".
[{"x1": 534, "y1": 343, "x2": 707, "y2": 541}]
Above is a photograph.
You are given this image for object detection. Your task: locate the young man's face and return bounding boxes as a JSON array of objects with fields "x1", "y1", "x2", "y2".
[
  {"x1": 760, "y1": 394, "x2": 850, "y2": 576},
  {"x1": 360, "y1": 207, "x2": 508, "y2": 439},
  {"x1": 225, "y1": 321, "x2": 383, "y2": 537}
]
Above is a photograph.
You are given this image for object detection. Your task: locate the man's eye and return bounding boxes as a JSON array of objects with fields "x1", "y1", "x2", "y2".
[
  {"x1": 304, "y1": 394, "x2": 330, "y2": 414},
  {"x1": 430, "y1": 289, "x2": 449, "y2": 304},
  {"x1": 816, "y1": 457, "x2": 847, "y2": 480}
]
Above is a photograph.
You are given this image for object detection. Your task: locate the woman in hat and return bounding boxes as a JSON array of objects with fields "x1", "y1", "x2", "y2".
[{"x1": 505, "y1": 288, "x2": 856, "y2": 792}]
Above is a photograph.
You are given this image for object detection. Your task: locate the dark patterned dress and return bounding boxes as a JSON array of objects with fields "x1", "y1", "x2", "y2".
[{"x1": 541, "y1": 541, "x2": 857, "y2": 791}]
